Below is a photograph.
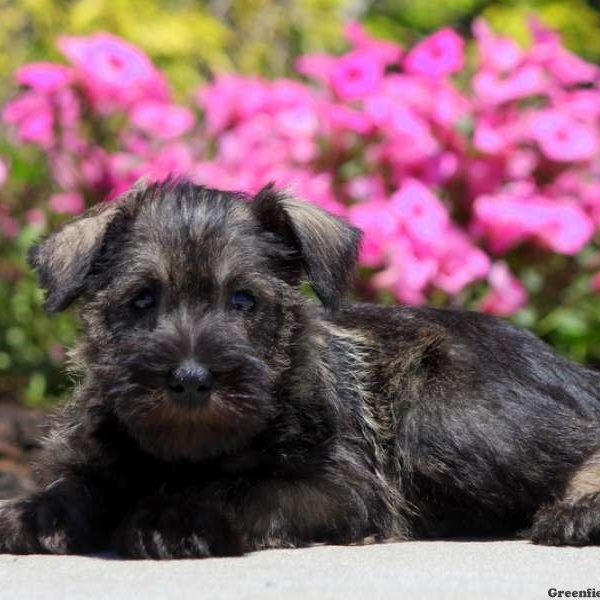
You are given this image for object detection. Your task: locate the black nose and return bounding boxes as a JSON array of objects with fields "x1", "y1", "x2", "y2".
[{"x1": 166, "y1": 361, "x2": 214, "y2": 406}]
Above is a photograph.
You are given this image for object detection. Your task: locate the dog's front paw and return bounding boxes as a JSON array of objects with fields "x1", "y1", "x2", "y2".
[
  {"x1": 0, "y1": 485, "x2": 98, "y2": 555},
  {"x1": 529, "y1": 510, "x2": 573, "y2": 546},
  {"x1": 0, "y1": 500, "x2": 41, "y2": 554},
  {"x1": 530, "y1": 494, "x2": 600, "y2": 546},
  {"x1": 114, "y1": 496, "x2": 244, "y2": 559}
]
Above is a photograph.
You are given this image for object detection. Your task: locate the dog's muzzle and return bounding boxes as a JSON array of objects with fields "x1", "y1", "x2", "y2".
[{"x1": 166, "y1": 360, "x2": 214, "y2": 407}]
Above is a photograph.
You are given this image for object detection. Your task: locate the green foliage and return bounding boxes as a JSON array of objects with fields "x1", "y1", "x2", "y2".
[
  {"x1": 0, "y1": 0, "x2": 348, "y2": 101},
  {"x1": 515, "y1": 253, "x2": 600, "y2": 369},
  {"x1": 0, "y1": 225, "x2": 77, "y2": 407},
  {"x1": 364, "y1": 0, "x2": 600, "y2": 62},
  {"x1": 364, "y1": 0, "x2": 487, "y2": 40},
  {"x1": 0, "y1": 140, "x2": 78, "y2": 406},
  {"x1": 483, "y1": 0, "x2": 600, "y2": 62}
]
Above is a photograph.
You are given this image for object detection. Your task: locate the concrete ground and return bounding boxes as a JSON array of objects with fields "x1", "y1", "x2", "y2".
[{"x1": 1, "y1": 539, "x2": 598, "y2": 600}]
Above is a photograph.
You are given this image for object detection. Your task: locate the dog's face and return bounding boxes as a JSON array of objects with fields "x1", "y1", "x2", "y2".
[{"x1": 29, "y1": 182, "x2": 360, "y2": 461}]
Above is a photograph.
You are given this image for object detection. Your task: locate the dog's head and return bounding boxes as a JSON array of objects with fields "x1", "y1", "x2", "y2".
[{"x1": 29, "y1": 181, "x2": 361, "y2": 460}]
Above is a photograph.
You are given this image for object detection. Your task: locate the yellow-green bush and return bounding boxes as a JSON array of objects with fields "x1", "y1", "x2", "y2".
[
  {"x1": 364, "y1": 0, "x2": 600, "y2": 62},
  {"x1": 0, "y1": 0, "x2": 348, "y2": 101}
]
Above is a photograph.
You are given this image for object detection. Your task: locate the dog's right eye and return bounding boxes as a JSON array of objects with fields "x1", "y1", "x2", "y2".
[
  {"x1": 131, "y1": 290, "x2": 156, "y2": 311},
  {"x1": 230, "y1": 290, "x2": 256, "y2": 312}
]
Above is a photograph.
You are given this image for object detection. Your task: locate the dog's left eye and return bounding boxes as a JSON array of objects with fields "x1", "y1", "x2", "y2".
[
  {"x1": 131, "y1": 290, "x2": 156, "y2": 311},
  {"x1": 230, "y1": 290, "x2": 256, "y2": 312}
]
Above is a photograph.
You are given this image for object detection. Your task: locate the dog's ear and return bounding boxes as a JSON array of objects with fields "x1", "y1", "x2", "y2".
[
  {"x1": 252, "y1": 184, "x2": 361, "y2": 310},
  {"x1": 28, "y1": 183, "x2": 143, "y2": 312}
]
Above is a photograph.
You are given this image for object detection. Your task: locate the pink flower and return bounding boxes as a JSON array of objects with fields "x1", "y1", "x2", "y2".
[
  {"x1": 591, "y1": 272, "x2": 600, "y2": 293},
  {"x1": 130, "y1": 101, "x2": 196, "y2": 139},
  {"x1": 373, "y1": 237, "x2": 438, "y2": 305},
  {"x1": 121, "y1": 131, "x2": 152, "y2": 155},
  {"x1": 472, "y1": 190, "x2": 539, "y2": 255},
  {"x1": 80, "y1": 147, "x2": 111, "y2": 192},
  {"x1": 278, "y1": 170, "x2": 345, "y2": 217},
  {"x1": 472, "y1": 19, "x2": 523, "y2": 73},
  {"x1": 404, "y1": 28, "x2": 464, "y2": 79},
  {"x1": 230, "y1": 79, "x2": 271, "y2": 121},
  {"x1": 473, "y1": 65, "x2": 547, "y2": 106},
  {"x1": 49, "y1": 152, "x2": 80, "y2": 190},
  {"x1": 480, "y1": 262, "x2": 527, "y2": 316},
  {"x1": 529, "y1": 18, "x2": 599, "y2": 85},
  {"x1": 0, "y1": 158, "x2": 7, "y2": 187},
  {"x1": 465, "y1": 157, "x2": 506, "y2": 200},
  {"x1": 420, "y1": 152, "x2": 459, "y2": 186},
  {"x1": 49, "y1": 192, "x2": 85, "y2": 214},
  {"x1": 530, "y1": 110, "x2": 599, "y2": 162},
  {"x1": 346, "y1": 175, "x2": 387, "y2": 204},
  {"x1": 58, "y1": 33, "x2": 168, "y2": 109},
  {"x1": 474, "y1": 192, "x2": 594, "y2": 255},
  {"x1": 473, "y1": 114, "x2": 514, "y2": 154},
  {"x1": 196, "y1": 75, "x2": 242, "y2": 134},
  {"x1": 349, "y1": 201, "x2": 397, "y2": 267},
  {"x1": 535, "y1": 200, "x2": 595, "y2": 255},
  {"x1": 4, "y1": 21, "x2": 600, "y2": 313},
  {"x1": 391, "y1": 178, "x2": 448, "y2": 253},
  {"x1": 268, "y1": 80, "x2": 315, "y2": 112},
  {"x1": 430, "y1": 83, "x2": 470, "y2": 128},
  {"x1": 198, "y1": 75, "x2": 294, "y2": 134},
  {"x1": 2, "y1": 92, "x2": 54, "y2": 148},
  {"x1": 434, "y1": 229, "x2": 490, "y2": 294},
  {"x1": 544, "y1": 49, "x2": 598, "y2": 86},
  {"x1": 556, "y1": 89, "x2": 600, "y2": 121},
  {"x1": 25, "y1": 209, "x2": 46, "y2": 228},
  {"x1": 275, "y1": 105, "x2": 319, "y2": 138},
  {"x1": 324, "y1": 103, "x2": 372, "y2": 134},
  {"x1": 295, "y1": 54, "x2": 336, "y2": 85},
  {"x1": 54, "y1": 88, "x2": 81, "y2": 128},
  {"x1": 216, "y1": 116, "x2": 286, "y2": 170},
  {"x1": 107, "y1": 152, "x2": 147, "y2": 194},
  {"x1": 365, "y1": 181, "x2": 490, "y2": 300},
  {"x1": 344, "y1": 21, "x2": 402, "y2": 65},
  {"x1": 577, "y1": 181, "x2": 600, "y2": 228},
  {"x1": 506, "y1": 150, "x2": 537, "y2": 179},
  {"x1": 0, "y1": 205, "x2": 19, "y2": 239},
  {"x1": 367, "y1": 74, "x2": 433, "y2": 117},
  {"x1": 143, "y1": 143, "x2": 194, "y2": 181},
  {"x1": 15, "y1": 63, "x2": 73, "y2": 93},
  {"x1": 330, "y1": 50, "x2": 384, "y2": 100},
  {"x1": 377, "y1": 108, "x2": 438, "y2": 165}
]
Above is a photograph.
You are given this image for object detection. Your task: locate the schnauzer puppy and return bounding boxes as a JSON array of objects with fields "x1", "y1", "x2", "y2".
[{"x1": 0, "y1": 180, "x2": 599, "y2": 559}]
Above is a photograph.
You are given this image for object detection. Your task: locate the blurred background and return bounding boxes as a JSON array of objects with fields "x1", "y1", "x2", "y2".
[{"x1": 1, "y1": 0, "x2": 600, "y2": 494}]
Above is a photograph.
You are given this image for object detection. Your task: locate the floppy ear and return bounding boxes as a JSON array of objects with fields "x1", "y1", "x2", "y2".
[
  {"x1": 252, "y1": 184, "x2": 361, "y2": 310},
  {"x1": 28, "y1": 184, "x2": 142, "y2": 313}
]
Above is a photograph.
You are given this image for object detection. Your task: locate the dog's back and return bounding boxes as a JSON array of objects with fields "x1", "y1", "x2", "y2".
[{"x1": 334, "y1": 303, "x2": 600, "y2": 540}]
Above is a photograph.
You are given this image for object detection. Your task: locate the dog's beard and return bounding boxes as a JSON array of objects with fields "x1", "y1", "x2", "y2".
[
  {"x1": 91, "y1": 339, "x2": 276, "y2": 461},
  {"x1": 118, "y1": 387, "x2": 271, "y2": 461}
]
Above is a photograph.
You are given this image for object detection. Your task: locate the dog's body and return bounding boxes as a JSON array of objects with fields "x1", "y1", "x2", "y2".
[{"x1": 1, "y1": 180, "x2": 599, "y2": 558}]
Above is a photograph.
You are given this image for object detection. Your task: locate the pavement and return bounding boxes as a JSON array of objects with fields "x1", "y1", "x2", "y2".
[{"x1": 1, "y1": 539, "x2": 598, "y2": 600}]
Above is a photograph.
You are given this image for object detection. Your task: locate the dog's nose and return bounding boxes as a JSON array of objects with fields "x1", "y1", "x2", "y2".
[{"x1": 166, "y1": 361, "x2": 214, "y2": 406}]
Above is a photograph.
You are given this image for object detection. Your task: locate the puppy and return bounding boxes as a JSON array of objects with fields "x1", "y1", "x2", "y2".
[{"x1": 0, "y1": 180, "x2": 599, "y2": 558}]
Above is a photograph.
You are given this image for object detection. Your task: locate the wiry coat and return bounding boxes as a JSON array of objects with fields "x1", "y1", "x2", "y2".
[{"x1": 0, "y1": 180, "x2": 599, "y2": 558}]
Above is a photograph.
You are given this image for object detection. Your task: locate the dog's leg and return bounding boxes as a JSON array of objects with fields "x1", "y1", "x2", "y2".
[
  {"x1": 530, "y1": 452, "x2": 600, "y2": 546},
  {"x1": 113, "y1": 491, "x2": 244, "y2": 560},
  {"x1": 0, "y1": 477, "x2": 113, "y2": 554},
  {"x1": 236, "y1": 477, "x2": 390, "y2": 551},
  {"x1": 114, "y1": 476, "x2": 393, "y2": 559}
]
